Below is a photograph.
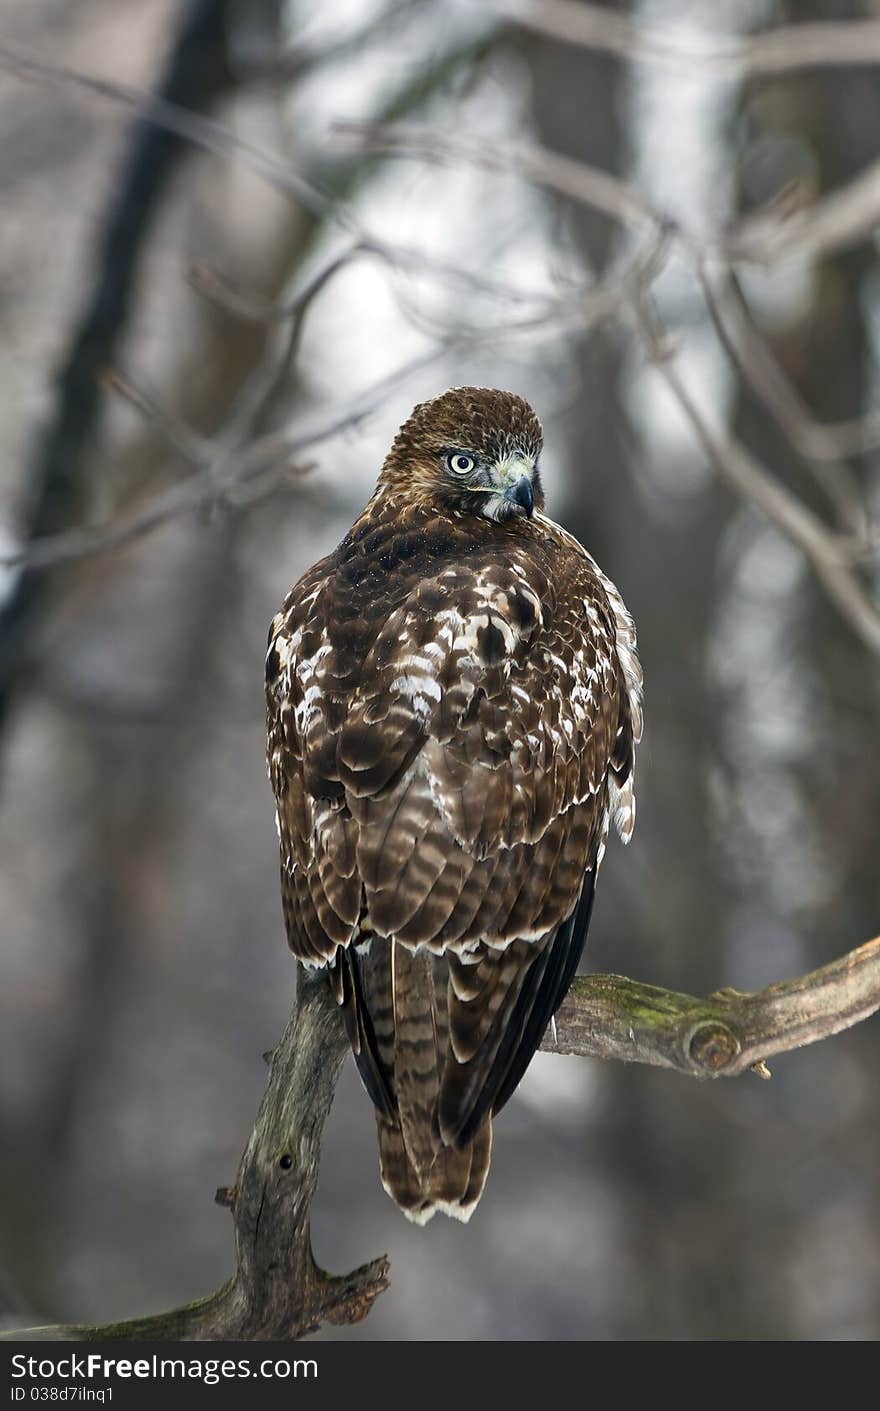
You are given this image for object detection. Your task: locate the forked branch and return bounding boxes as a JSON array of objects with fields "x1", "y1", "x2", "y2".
[{"x1": 6, "y1": 934, "x2": 878, "y2": 1342}]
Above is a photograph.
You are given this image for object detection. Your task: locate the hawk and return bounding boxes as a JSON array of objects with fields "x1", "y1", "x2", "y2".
[{"x1": 266, "y1": 387, "x2": 642, "y2": 1224}]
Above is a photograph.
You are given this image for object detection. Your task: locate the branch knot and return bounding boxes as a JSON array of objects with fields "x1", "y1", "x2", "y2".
[{"x1": 687, "y1": 1021, "x2": 741, "y2": 1074}]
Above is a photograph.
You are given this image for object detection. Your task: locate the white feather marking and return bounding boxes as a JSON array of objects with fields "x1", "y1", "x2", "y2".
[
  {"x1": 481, "y1": 493, "x2": 506, "y2": 522},
  {"x1": 399, "y1": 1203, "x2": 437, "y2": 1227},
  {"x1": 431, "y1": 1197, "x2": 478, "y2": 1224}
]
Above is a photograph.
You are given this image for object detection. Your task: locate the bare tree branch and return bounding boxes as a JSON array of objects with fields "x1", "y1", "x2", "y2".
[
  {"x1": 231, "y1": 0, "x2": 431, "y2": 82},
  {"x1": 0, "y1": 229, "x2": 673, "y2": 575},
  {"x1": 333, "y1": 115, "x2": 880, "y2": 270},
  {"x1": 544, "y1": 936, "x2": 880, "y2": 1078},
  {"x1": 0, "y1": 40, "x2": 334, "y2": 224},
  {"x1": 3, "y1": 42, "x2": 877, "y2": 606},
  {"x1": 101, "y1": 369, "x2": 214, "y2": 467},
  {"x1": 189, "y1": 252, "x2": 365, "y2": 325},
  {"x1": 332, "y1": 117, "x2": 880, "y2": 651},
  {"x1": 5, "y1": 936, "x2": 877, "y2": 1341},
  {"x1": 2, "y1": 974, "x2": 388, "y2": 1342},
  {"x1": 0, "y1": 28, "x2": 509, "y2": 588},
  {"x1": 3, "y1": 13, "x2": 880, "y2": 1346},
  {"x1": 0, "y1": 31, "x2": 502, "y2": 266},
  {"x1": 728, "y1": 152, "x2": 880, "y2": 266},
  {"x1": 337, "y1": 110, "x2": 880, "y2": 277},
  {"x1": 696, "y1": 262, "x2": 871, "y2": 539},
  {"x1": 7, "y1": 30, "x2": 880, "y2": 283},
  {"x1": 486, "y1": 0, "x2": 880, "y2": 75},
  {"x1": 0, "y1": 0, "x2": 240, "y2": 727},
  {"x1": 0, "y1": 346, "x2": 449, "y2": 572},
  {"x1": 631, "y1": 295, "x2": 880, "y2": 656},
  {"x1": 191, "y1": 237, "x2": 556, "y2": 316},
  {"x1": 334, "y1": 119, "x2": 671, "y2": 236}
]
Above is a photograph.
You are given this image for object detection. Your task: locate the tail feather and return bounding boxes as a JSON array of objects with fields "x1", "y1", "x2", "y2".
[
  {"x1": 377, "y1": 1110, "x2": 492, "y2": 1225},
  {"x1": 330, "y1": 945, "x2": 395, "y2": 1118},
  {"x1": 392, "y1": 944, "x2": 442, "y2": 1176},
  {"x1": 489, "y1": 868, "x2": 596, "y2": 1120},
  {"x1": 438, "y1": 938, "x2": 548, "y2": 1145},
  {"x1": 379, "y1": 941, "x2": 493, "y2": 1223},
  {"x1": 340, "y1": 871, "x2": 596, "y2": 1221}
]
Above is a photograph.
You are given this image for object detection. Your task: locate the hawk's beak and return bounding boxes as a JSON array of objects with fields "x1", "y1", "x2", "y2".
[{"x1": 504, "y1": 474, "x2": 535, "y2": 518}]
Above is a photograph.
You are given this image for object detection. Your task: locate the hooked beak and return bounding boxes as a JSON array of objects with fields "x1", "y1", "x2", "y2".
[{"x1": 503, "y1": 474, "x2": 535, "y2": 518}]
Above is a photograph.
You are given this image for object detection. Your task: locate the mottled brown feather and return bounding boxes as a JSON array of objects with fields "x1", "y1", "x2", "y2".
[{"x1": 266, "y1": 387, "x2": 641, "y2": 1222}]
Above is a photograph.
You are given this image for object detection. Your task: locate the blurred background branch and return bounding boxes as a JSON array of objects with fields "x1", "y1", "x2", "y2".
[
  {"x1": 0, "y1": 0, "x2": 243, "y2": 731},
  {"x1": 486, "y1": 0, "x2": 880, "y2": 75},
  {"x1": 5, "y1": 75, "x2": 878, "y2": 644}
]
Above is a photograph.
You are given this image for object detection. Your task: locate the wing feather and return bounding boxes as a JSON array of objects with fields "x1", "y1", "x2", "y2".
[{"x1": 267, "y1": 500, "x2": 639, "y2": 1211}]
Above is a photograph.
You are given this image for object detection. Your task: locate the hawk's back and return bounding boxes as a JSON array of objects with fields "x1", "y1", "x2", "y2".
[{"x1": 267, "y1": 436, "x2": 641, "y2": 1224}]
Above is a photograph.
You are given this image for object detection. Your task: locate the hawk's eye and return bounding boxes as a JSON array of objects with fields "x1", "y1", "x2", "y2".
[{"x1": 447, "y1": 453, "x2": 476, "y2": 476}]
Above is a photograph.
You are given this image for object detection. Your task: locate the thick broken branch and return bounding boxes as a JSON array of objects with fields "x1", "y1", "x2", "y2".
[
  {"x1": 6, "y1": 934, "x2": 878, "y2": 1341},
  {"x1": 5, "y1": 974, "x2": 388, "y2": 1342}
]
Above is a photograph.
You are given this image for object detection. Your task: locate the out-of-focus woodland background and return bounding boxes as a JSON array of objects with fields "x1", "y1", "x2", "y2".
[{"x1": 1, "y1": 0, "x2": 879, "y2": 1341}]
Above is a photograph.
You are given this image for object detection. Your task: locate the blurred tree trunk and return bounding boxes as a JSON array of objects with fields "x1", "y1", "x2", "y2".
[
  {"x1": 527, "y1": 0, "x2": 742, "y2": 1340},
  {"x1": 1, "y1": 0, "x2": 293, "y2": 1317},
  {"x1": 725, "y1": 0, "x2": 880, "y2": 1341}
]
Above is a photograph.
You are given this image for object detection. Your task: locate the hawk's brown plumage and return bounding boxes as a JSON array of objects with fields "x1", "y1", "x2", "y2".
[{"x1": 267, "y1": 387, "x2": 642, "y2": 1223}]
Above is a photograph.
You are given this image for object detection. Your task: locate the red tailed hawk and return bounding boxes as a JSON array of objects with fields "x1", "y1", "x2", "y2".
[{"x1": 266, "y1": 387, "x2": 641, "y2": 1223}]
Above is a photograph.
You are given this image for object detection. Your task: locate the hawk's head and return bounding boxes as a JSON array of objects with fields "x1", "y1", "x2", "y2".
[{"x1": 379, "y1": 386, "x2": 544, "y2": 523}]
